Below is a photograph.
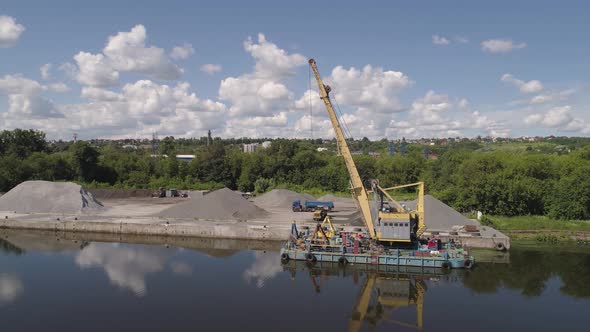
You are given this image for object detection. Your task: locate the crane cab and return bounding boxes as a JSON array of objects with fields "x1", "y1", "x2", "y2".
[
  {"x1": 376, "y1": 219, "x2": 412, "y2": 242},
  {"x1": 375, "y1": 212, "x2": 419, "y2": 243}
]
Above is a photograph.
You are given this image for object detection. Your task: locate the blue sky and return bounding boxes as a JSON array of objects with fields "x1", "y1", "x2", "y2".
[{"x1": 1, "y1": 0, "x2": 589, "y2": 139}]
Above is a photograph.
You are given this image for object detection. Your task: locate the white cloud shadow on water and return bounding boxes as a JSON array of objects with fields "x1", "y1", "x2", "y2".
[
  {"x1": 75, "y1": 243, "x2": 173, "y2": 296},
  {"x1": 242, "y1": 251, "x2": 282, "y2": 288},
  {"x1": 0, "y1": 273, "x2": 24, "y2": 306}
]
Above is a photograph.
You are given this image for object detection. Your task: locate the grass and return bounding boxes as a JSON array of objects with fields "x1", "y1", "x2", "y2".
[
  {"x1": 486, "y1": 142, "x2": 557, "y2": 153},
  {"x1": 487, "y1": 215, "x2": 590, "y2": 232}
]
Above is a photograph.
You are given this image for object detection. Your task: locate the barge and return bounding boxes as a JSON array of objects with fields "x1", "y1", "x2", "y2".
[{"x1": 280, "y1": 222, "x2": 475, "y2": 269}]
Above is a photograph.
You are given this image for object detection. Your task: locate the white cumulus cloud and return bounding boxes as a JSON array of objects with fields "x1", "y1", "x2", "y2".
[
  {"x1": 481, "y1": 38, "x2": 526, "y2": 53},
  {"x1": 409, "y1": 90, "x2": 452, "y2": 124},
  {"x1": 219, "y1": 33, "x2": 304, "y2": 118},
  {"x1": 328, "y1": 64, "x2": 410, "y2": 113},
  {"x1": 0, "y1": 74, "x2": 63, "y2": 118},
  {"x1": 74, "y1": 52, "x2": 120, "y2": 87},
  {"x1": 432, "y1": 34, "x2": 450, "y2": 45},
  {"x1": 0, "y1": 15, "x2": 25, "y2": 47},
  {"x1": 72, "y1": 25, "x2": 184, "y2": 87},
  {"x1": 529, "y1": 89, "x2": 575, "y2": 105},
  {"x1": 501, "y1": 73, "x2": 543, "y2": 93},
  {"x1": 81, "y1": 86, "x2": 124, "y2": 101},
  {"x1": 40, "y1": 63, "x2": 52, "y2": 80},
  {"x1": 170, "y1": 43, "x2": 194, "y2": 60},
  {"x1": 104, "y1": 25, "x2": 183, "y2": 80},
  {"x1": 525, "y1": 106, "x2": 573, "y2": 128},
  {"x1": 243, "y1": 33, "x2": 306, "y2": 78},
  {"x1": 200, "y1": 63, "x2": 222, "y2": 74}
]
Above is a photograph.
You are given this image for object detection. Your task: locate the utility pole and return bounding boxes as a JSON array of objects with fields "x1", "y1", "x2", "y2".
[
  {"x1": 400, "y1": 137, "x2": 407, "y2": 156},
  {"x1": 152, "y1": 132, "x2": 158, "y2": 155},
  {"x1": 389, "y1": 141, "x2": 395, "y2": 156}
]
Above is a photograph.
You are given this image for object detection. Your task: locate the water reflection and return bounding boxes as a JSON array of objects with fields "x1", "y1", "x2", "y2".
[
  {"x1": 243, "y1": 251, "x2": 283, "y2": 288},
  {"x1": 2, "y1": 229, "x2": 589, "y2": 301},
  {"x1": 462, "y1": 248, "x2": 590, "y2": 298},
  {"x1": 75, "y1": 243, "x2": 173, "y2": 296},
  {"x1": 169, "y1": 261, "x2": 192, "y2": 276},
  {"x1": 1, "y1": 231, "x2": 86, "y2": 253},
  {"x1": 0, "y1": 273, "x2": 24, "y2": 306},
  {"x1": 283, "y1": 262, "x2": 444, "y2": 331},
  {"x1": 0, "y1": 238, "x2": 25, "y2": 255}
]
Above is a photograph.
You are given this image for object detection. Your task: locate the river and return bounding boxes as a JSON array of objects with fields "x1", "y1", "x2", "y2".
[{"x1": 1, "y1": 230, "x2": 588, "y2": 331}]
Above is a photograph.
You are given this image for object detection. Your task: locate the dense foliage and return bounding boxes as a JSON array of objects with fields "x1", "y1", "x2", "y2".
[{"x1": 1, "y1": 129, "x2": 590, "y2": 220}]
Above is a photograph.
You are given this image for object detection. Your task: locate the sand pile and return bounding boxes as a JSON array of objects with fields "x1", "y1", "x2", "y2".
[
  {"x1": 0, "y1": 181, "x2": 104, "y2": 214},
  {"x1": 158, "y1": 188, "x2": 268, "y2": 220},
  {"x1": 254, "y1": 189, "x2": 314, "y2": 209},
  {"x1": 402, "y1": 195, "x2": 478, "y2": 230},
  {"x1": 88, "y1": 189, "x2": 153, "y2": 200}
]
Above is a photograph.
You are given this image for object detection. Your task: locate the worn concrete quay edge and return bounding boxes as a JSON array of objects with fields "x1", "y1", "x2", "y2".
[
  {"x1": 0, "y1": 217, "x2": 296, "y2": 242},
  {"x1": 0, "y1": 227, "x2": 284, "y2": 253},
  {"x1": 0, "y1": 216, "x2": 511, "y2": 251}
]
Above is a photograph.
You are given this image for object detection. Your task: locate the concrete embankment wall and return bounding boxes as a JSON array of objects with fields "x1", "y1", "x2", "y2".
[
  {"x1": 0, "y1": 219, "x2": 292, "y2": 242},
  {"x1": 0, "y1": 228, "x2": 283, "y2": 253}
]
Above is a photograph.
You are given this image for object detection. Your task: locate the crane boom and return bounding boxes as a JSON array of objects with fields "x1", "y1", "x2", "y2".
[{"x1": 308, "y1": 58, "x2": 376, "y2": 238}]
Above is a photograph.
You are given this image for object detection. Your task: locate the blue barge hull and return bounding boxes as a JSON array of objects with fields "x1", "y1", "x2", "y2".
[{"x1": 280, "y1": 248, "x2": 474, "y2": 269}]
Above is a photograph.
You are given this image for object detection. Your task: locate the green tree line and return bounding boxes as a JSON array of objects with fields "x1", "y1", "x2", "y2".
[{"x1": 1, "y1": 129, "x2": 589, "y2": 220}]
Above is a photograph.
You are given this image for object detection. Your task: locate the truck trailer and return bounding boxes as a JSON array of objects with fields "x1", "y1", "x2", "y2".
[{"x1": 292, "y1": 200, "x2": 334, "y2": 212}]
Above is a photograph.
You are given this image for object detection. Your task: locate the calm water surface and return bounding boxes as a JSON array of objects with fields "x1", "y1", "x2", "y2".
[{"x1": 1, "y1": 230, "x2": 588, "y2": 331}]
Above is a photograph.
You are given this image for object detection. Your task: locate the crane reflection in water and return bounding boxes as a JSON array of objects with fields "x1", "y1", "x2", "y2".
[{"x1": 282, "y1": 261, "x2": 458, "y2": 331}]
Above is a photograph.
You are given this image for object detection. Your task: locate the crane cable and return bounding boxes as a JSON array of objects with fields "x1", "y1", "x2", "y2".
[
  {"x1": 331, "y1": 91, "x2": 354, "y2": 142},
  {"x1": 308, "y1": 64, "x2": 354, "y2": 143},
  {"x1": 308, "y1": 65, "x2": 313, "y2": 140}
]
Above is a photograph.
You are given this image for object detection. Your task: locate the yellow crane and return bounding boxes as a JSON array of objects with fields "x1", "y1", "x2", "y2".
[{"x1": 308, "y1": 58, "x2": 426, "y2": 243}]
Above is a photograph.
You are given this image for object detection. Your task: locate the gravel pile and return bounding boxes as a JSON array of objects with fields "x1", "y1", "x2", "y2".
[
  {"x1": 158, "y1": 188, "x2": 268, "y2": 220},
  {"x1": 88, "y1": 189, "x2": 153, "y2": 200},
  {"x1": 402, "y1": 195, "x2": 478, "y2": 230},
  {"x1": 254, "y1": 189, "x2": 314, "y2": 209},
  {"x1": 0, "y1": 181, "x2": 104, "y2": 214},
  {"x1": 317, "y1": 194, "x2": 354, "y2": 204}
]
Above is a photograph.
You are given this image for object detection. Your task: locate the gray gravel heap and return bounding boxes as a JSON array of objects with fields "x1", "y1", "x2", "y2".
[
  {"x1": 254, "y1": 189, "x2": 314, "y2": 209},
  {"x1": 0, "y1": 181, "x2": 104, "y2": 214},
  {"x1": 158, "y1": 188, "x2": 269, "y2": 220},
  {"x1": 317, "y1": 194, "x2": 354, "y2": 204},
  {"x1": 402, "y1": 195, "x2": 478, "y2": 230}
]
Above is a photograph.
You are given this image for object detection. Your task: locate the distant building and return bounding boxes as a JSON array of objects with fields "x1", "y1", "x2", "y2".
[
  {"x1": 176, "y1": 154, "x2": 195, "y2": 161},
  {"x1": 244, "y1": 141, "x2": 271, "y2": 153},
  {"x1": 243, "y1": 143, "x2": 260, "y2": 153},
  {"x1": 122, "y1": 144, "x2": 137, "y2": 150},
  {"x1": 317, "y1": 147, "x2": 328, "y2": 152},
  {"x1": 368, "y1": 151, "x2": 380, "y2": 158}
]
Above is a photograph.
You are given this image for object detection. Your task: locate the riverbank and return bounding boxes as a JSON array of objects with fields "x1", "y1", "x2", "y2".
[
  {"x1": 487, "y1": 215, "x2": 590, "y2": 232},
  {"x1": 0, "y1": 184, "x2": 510, "y2": 250},
  {"x1": 483, "y1": 215, "x2": 590, "y2": 242}
]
